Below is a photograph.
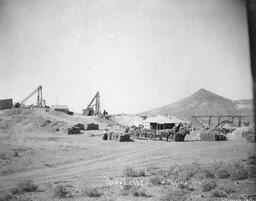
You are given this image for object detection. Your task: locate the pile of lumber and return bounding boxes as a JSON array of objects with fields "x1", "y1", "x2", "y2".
[
  {"x1": 87, "y1": 123, "x2": 99, "y2": 130},
  {"x1": 119, "y1": 134, "x2": 131, "y2": 142},
  {"x1": 174, "y1": 132, "x2": 186, "y2": 141},
  {"x1": 68, "y1": 123, "x2": 85, "y2": 135},
  {"x1": 74, "y1": 123, "x2": 85, "y2": 130},
  {"x1": 68, "y1": 126, "x2": 80, "y2": 135}
]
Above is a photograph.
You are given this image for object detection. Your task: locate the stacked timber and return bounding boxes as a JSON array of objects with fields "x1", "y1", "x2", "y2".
[
  {"x1": 68, "y1": 123, "x2": 85, "y2": 135},
  {"x1": 68, "y1": 126, "x2": 80, "y2": 135},
  {"x1": 87, "y1": 123, "x2": 99, "y2": 130},
  {"x1": 74, "y1": 123, "x2": 85, "y2": 130},
  {"x1": 119, "y1": 134, "x2": 131, "y2": 142}
]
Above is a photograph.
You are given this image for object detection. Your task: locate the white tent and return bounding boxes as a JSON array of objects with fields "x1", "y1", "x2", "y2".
[{"x1": 142, "y1": 115, "x2": 186, "y2": 124}]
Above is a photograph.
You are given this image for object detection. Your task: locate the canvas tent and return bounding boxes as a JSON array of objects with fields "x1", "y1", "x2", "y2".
[{"x1": 142, "y1": 115, "x2": 186, "y2": 130}]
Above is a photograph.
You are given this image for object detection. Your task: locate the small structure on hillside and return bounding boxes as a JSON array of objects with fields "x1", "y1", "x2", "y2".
[
  {"x1": 0, "y1": 99, "x2": 13, "y2": 109},
  {"x1": 52, "y1": 105, "x2": 73, "y2": 115}
]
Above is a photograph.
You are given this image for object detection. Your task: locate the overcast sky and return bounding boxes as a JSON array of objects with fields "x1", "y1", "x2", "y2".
[{"x1": 0, "y1": 0, "x2": 252, "y2": 114}]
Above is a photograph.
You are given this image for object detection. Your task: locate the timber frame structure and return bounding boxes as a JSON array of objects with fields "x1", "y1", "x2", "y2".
[
  {"x1": 20, "y1": 85, "x2": 44, "y2": 107},
  {"x1": 192, "y1": 115, "x2": 253, "y2": 127},
  {"x1": 82, "y1": 91, "x2": 101, "y2": 116}
]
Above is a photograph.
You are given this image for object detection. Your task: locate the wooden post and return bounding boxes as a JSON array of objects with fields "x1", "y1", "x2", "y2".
[
  {"x1": 231, "y1": 116, "x2": 235, "y2": 125},
  {"x1": 217, "y1": 116, "x2": 221, "y2": 125},
  {"x1": 238, "y1": 117, "x2": 242, "y2": 127},
  {"x1": 208, "y1": 116, "x2": 212, "y2": 127}
]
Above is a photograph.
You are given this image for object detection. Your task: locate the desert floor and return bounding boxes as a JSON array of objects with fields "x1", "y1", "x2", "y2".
[{"x1": 0, "y1": 109, "x2": 255, "y2": 201}]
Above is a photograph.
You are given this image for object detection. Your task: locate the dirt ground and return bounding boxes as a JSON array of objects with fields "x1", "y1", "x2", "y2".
[{"x1": 0, "y1": 108, "x2": 255, "y2": 201}]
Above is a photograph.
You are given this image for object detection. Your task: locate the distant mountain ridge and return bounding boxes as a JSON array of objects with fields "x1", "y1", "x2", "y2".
[{"x1": 140, "y1": 89, "x2": 253, "y2": 121}]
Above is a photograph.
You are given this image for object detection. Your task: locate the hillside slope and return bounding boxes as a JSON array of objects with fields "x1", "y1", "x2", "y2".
[{"x1": 140, "y1": 89, "x2": 253, "y2": 121}]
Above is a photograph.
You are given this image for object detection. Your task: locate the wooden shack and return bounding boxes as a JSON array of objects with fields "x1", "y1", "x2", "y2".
[{"x1": 0, "y1": 99, "x2": 13, "y2": 109}]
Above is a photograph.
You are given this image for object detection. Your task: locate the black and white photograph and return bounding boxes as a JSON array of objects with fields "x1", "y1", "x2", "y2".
[{"x1": 0, "y1": 0, "x2": 255, "y2": 200}]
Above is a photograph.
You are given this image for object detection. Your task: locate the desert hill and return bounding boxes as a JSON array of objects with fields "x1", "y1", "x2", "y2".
[{"x1": 140, "y1": 88, "x2": 253, "y2": 121}]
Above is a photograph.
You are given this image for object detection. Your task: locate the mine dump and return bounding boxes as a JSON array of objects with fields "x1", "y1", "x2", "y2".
[{"x1": 1, "y1": 0, "x2": 255, "y2": 201}]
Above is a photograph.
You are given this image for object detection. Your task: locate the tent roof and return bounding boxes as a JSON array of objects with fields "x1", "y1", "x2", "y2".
[{"x1": 142, "y1": 115, "x2": 185, "y2": 124}]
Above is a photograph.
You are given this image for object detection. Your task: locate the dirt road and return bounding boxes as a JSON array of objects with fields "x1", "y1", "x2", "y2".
[{"x1": 0, "y1": 135, "x2": 253, "y2": 192}]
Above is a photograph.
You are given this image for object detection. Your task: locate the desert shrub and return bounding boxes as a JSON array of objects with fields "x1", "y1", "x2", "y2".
[
  {"x1": 123, "y1": 167, "x2": 145, "y2": 177},
  {"x1": 129, "y1": 186, "x2": 151, "y2": 197},
  {"x1": 247, "y1": 165, "x2": 256, "y2": 178},
  {"x1": 242, "y1": 127, "x2": 255, "y2": 143},
  {"x1": 137, "y1": 169, "x2": 146, "y2": 177},
  {"x1": 54, "y1": 185, "x2": 72, "y2": 198},
  {"x1": 160, "y1": 189, "x2": 187, "y2": 201},
  {"x1": 120, "y1": 184, "x2": 132, "y2": 196},
  {"x1": 0, "y1": 152, "x2": 11, "y2": 160},
  {"x1": 180, "y1": 163, "x2": 201, "y2": 180},
  {"x1": 0, "y1": 192, "x2": 13, "y2": 201},
  {"x1": 247, "y1": 152, "x2": 256, "y2": 165},
  {"x1": 122, "y1": 184, "x2": 133, "y2": 191},
  {"x1": 120, "y1": 185, "x2": 151, "y2": 197},
  {"x1": 149, "y1": 175, "x2": 162, "y2": 185},
  {"x1": 213, "y1": 162, "x2": 230, "y2": 179},
  {"x1": 211, "y1": 189, "x2": 228, "y2": 198},
  {"x1": 201, "y1": 179, "x2": 217, "y2": 192},
  {"x1": 223, "y1": 184, "x2": 236, "y2": 194},
  {"x1": 11, "y1": 179, "x2": 38, "y2": 194},
  {"x1": 178, "y1": 180, "x2": 195, "y2": 191},
  {"x1": 1, "y1": 168, "x2": 15, "y2": 176},
  {"x1": 123, "y1": 167, "x2": 137, "y2": 177},
  {"x1": 13, "y1": 150, "x2": 19, "y2": 157},
  {"x1": 82, "y1": 186, "x2": 102, "y2": 197},
  {"x1": 217, "y1": 168, "x2": 230, "y2": 179},
  {"x1": 229, "y1": 163, "x2": 249, "y2": 180},
  {"x1": 10, "y1": 187, "x2": 21, "y2": 195},
  {"x1": 203, "y1": 168, "x2": 215, "y2": 178}
]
